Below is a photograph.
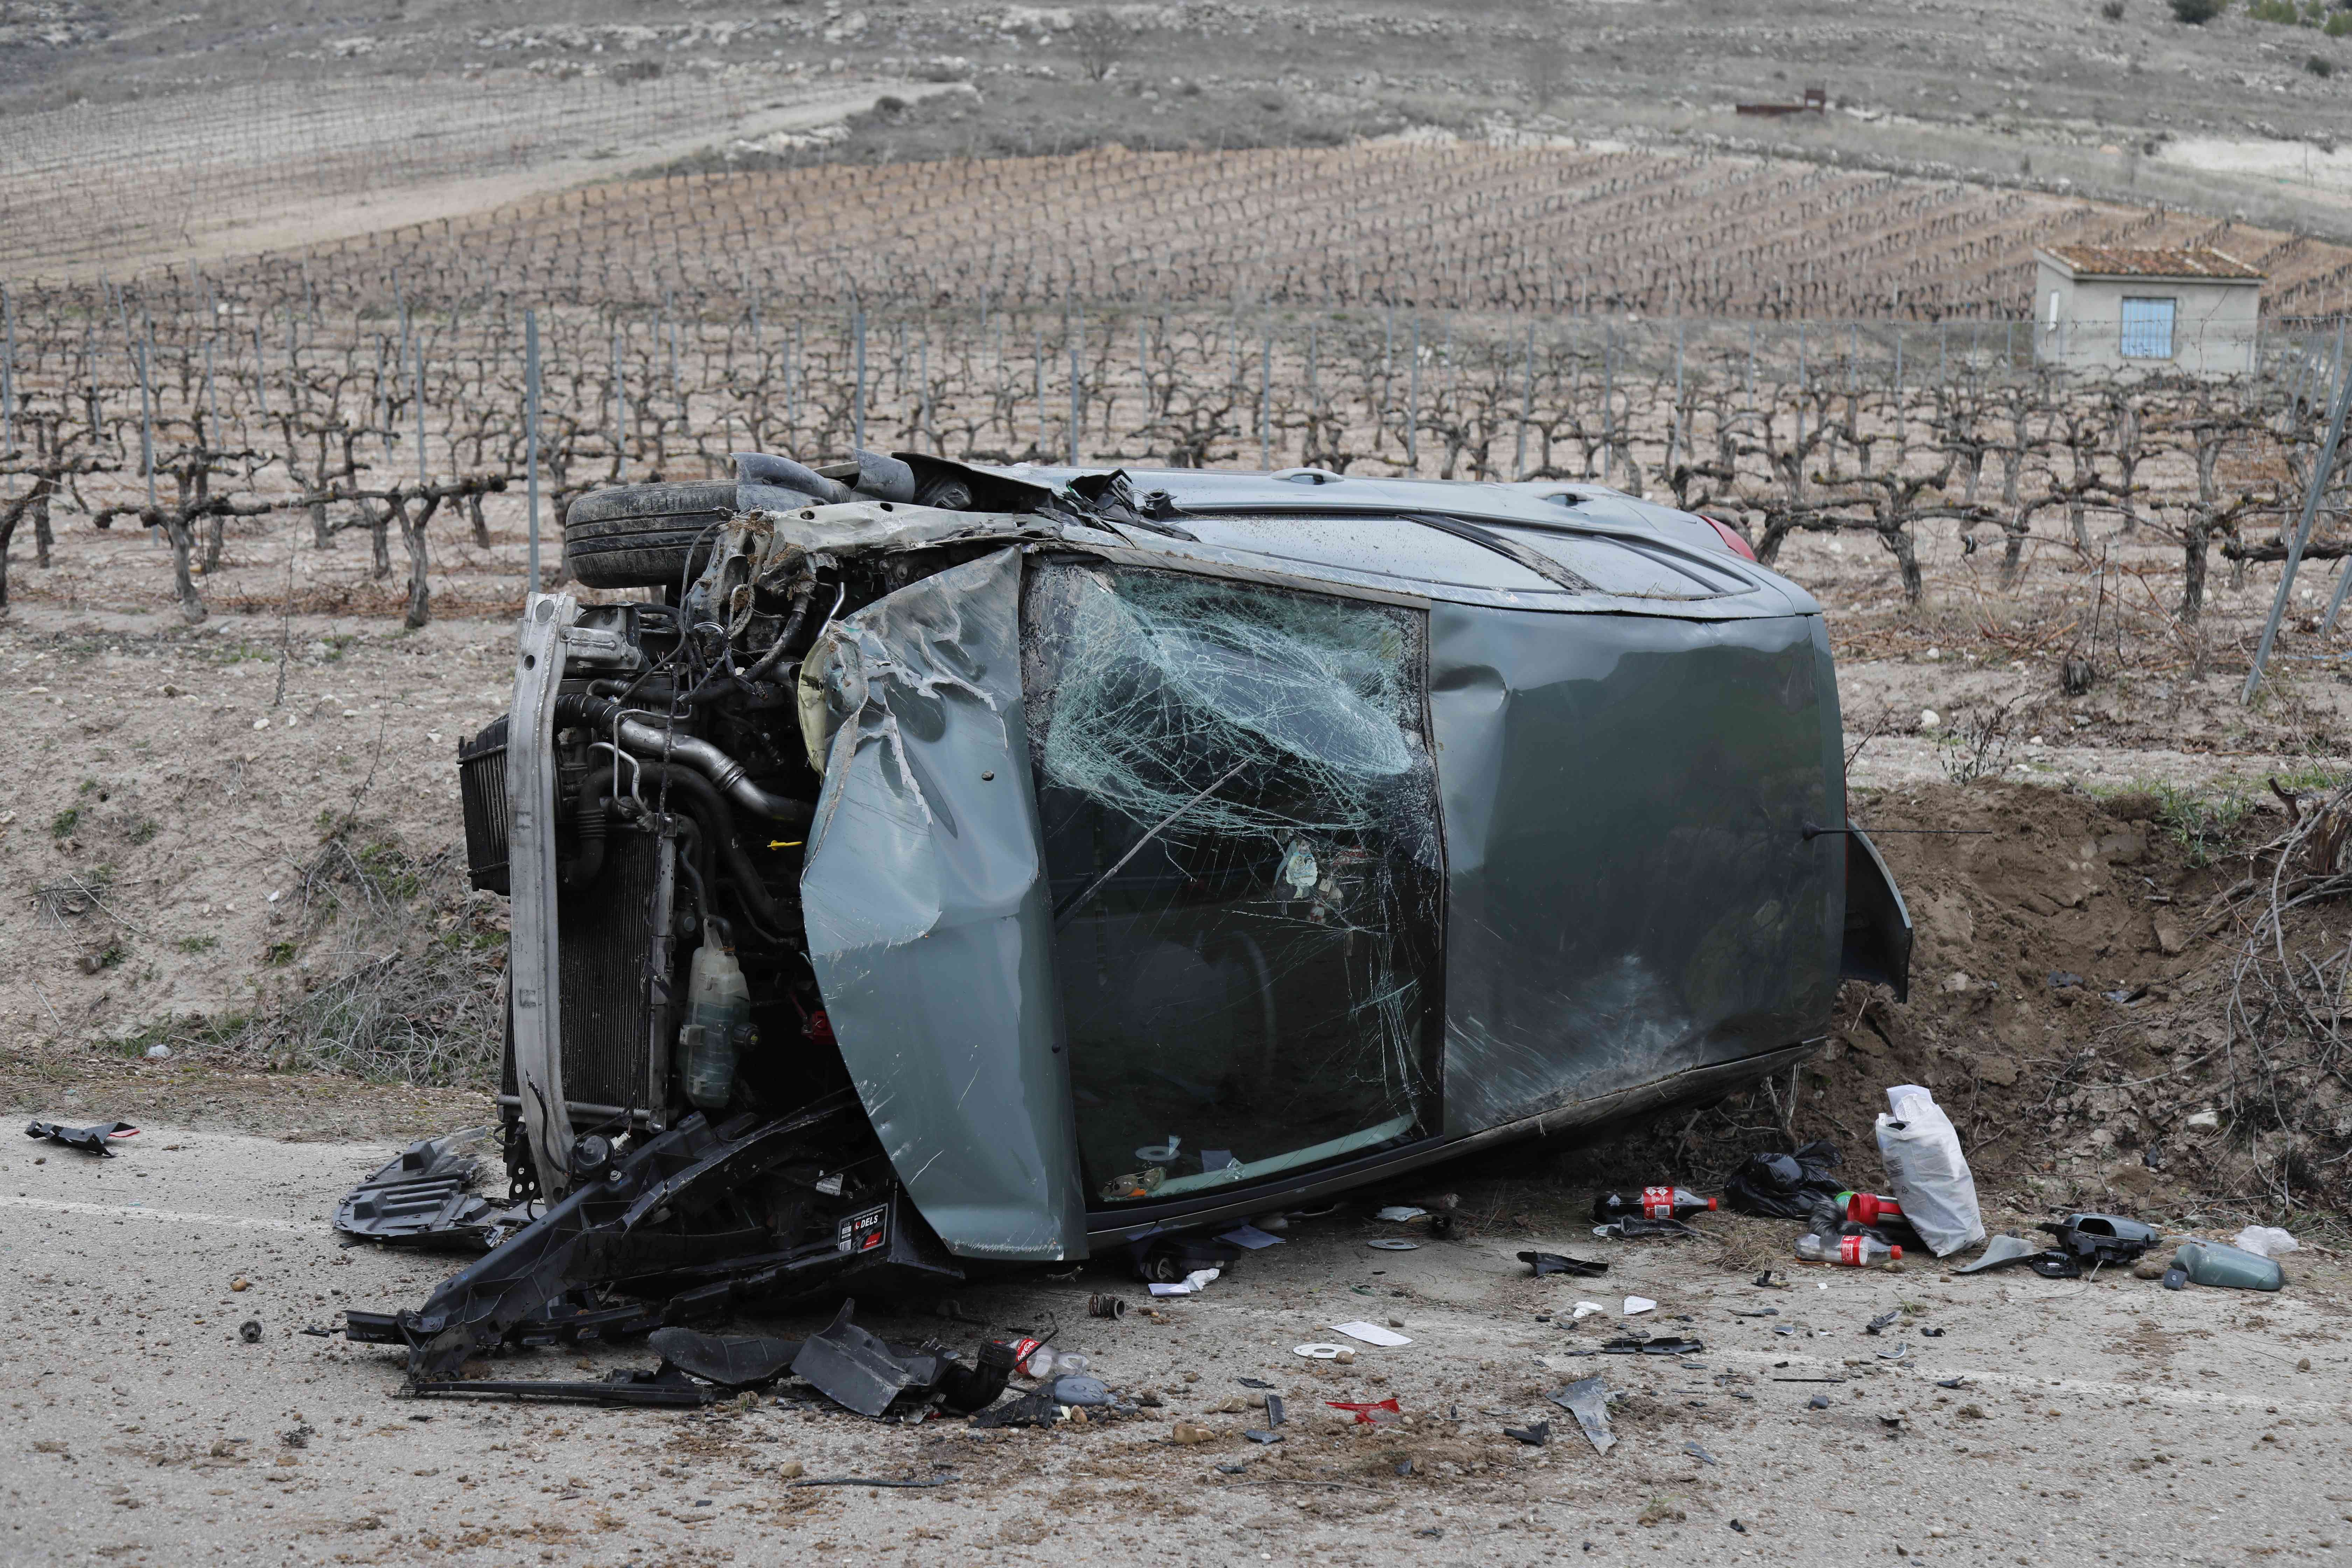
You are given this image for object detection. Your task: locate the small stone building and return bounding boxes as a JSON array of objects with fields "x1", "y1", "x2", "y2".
[{"x1": 2031, "y1": 245, "x2": 2264, "y2": 377}]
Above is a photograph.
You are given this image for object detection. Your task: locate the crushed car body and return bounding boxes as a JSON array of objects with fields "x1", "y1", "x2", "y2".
[{"x1": 341, "y1": 453, "x2": 1911, "y2": 1381}]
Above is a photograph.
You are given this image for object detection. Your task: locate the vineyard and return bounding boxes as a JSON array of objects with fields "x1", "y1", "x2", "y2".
[
  {"x1": 93, "y1": 144, "x2": 2352, "y2": 320},
  {"x1": 4, "y1": 147, "x2": 2352, "y2": 684}
]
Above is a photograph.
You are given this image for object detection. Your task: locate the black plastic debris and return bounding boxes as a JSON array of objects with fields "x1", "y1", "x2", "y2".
[
  {"x1": 1732, "y1": 1307, "x2": 1779, "y2": 1318},
  {"x1": 1243, "y1": 1429, "x2": 1284, "y2": 1444},
  {"x1": 1730, "y1": 1520, "x2": 1749, "y2": 1535},
  {"x1": 1087, "y1": 1294, "x2": 1129, "y2": 1320},
  {"x1": 1237, "y1": 1377, "x2": 1275, "y2": 1390},
  {"x1": 1921, "y1": 1326, "x2": 1946, "y2": 1338},
  {"x1": 1807, "y1": 1393, "x2": 1832, "y2": 1410},
  {"x1": 1955, "y1": 1234, "x2": 2053, "y2": 1276},
  {"x1": 332, "y1": 1128, "x2": 526, "y2": 1249},
  {"x1": 1503, "y1": 1420, "x2": 1550, "y2": 1447},
  {"x1": 1394, "y1": 1458, "x2": 1414, "y2": 1477},
  {"x1": 1264, "y1": 1394, "x2": 1286, "y2": 1427},
  {"x1": 971, "y1": 1387, "x2": 1065, "y2": 1429},
  {"x1": 24, "y1": 1119, "x2": 138, "y2": 1156},
  {"x1": 1684, "y1": 1441, "x2": 1717, "y2": 1465},
  {"x1": 788, "y1": 1474, "x2": 950, "y2": 1490},
  {"x1": 1753, "y1": 1270, "x2": 1776, "y2": 1287},
  {"x1": 1723, "y1": 1140, "x2": 1844, "y2": 1219},
  {"x1": 238, "y1": 1320, "x2": 262, "y2": 1344},
  {"x1": 2039, "y1": 1213, "x2": 2158, "y2": 1272},
  {"x1": 792, "y1": 1300, "x2": 922, "y2": 1418},
  {"x1": 1592, "y1": 1217, "x2": 1700, "y2": 1240},
  {"x1": 1934, "y1": 1377, "x2": 1968, "y2": 1390},
  {"x1": 1217, "y1": 1462, "x2": 1248, "y2": 1475},
  {"x1": 1518, "y1": 1250, "x2": 1609, "y2": 1278},
  {"x1": 1865, "y1": 1310, "x2": 1900, "y2": 1336},
  {"x1": 1601, "y1": 1335, "x2": 1706, "y2": 1356},
  {"x1": 411, "y1": 1365, "x2": 718, "y2": 1408},
  {"x1": 299, "y1": 1325, "x2": 334, "y2": 1338},
  {"x1": 649, "y1": 1326, "x2": 804, "y2": 1388}
]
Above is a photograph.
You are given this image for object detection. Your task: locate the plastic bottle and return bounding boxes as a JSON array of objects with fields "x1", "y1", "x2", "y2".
[
  {"x1": 1593, "y1": 1186, "x2": 1718, "y2": 1222},
  {"x1": 1795, "y1": 1231, "x2": 1902, "y2": 1266},
  {"x1": 1836, "y1": 1190, "x2": 1905, "y2": 1225},
  {"x1": 677, "y1": 938, "x2": 752, "y2": 1110}
]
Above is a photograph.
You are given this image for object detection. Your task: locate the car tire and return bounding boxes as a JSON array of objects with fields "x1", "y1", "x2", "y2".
[{"x1": 562, "y1": 481, "x2": 737, "y2": 589}]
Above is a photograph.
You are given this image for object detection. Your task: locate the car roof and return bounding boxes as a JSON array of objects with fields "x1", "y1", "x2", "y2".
[{"x1": 992, "y1": 464, "x2": 1819, "y2": 619}]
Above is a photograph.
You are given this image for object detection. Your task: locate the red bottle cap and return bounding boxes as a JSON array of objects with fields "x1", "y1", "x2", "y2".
[{"x1": 1889, "y1": 1246, "x2": 1903, "y2": 1260}]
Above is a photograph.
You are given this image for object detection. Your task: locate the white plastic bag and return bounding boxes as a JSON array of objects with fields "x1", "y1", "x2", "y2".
[
  {"x1": 1875, "y1": 1084, "x2": 1985, "y2": 1257},
  {"x1": 2232, "y1": 1225, "x2": 2300, "y2": 1259}
]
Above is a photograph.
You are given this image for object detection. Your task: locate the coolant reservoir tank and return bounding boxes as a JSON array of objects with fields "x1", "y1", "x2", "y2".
[{"x1": 678, "y1": 939, "x2": 752, "y2": 1110}]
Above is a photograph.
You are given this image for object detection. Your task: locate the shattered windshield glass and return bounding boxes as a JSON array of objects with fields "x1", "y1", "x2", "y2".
[{"x1": 1022, "y1": 562, "x2": 1444, "y2": 1204}]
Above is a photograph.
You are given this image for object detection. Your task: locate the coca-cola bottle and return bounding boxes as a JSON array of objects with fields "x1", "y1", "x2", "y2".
[
  {"x1": 1836, "y1": 1191, "x2": 1904, "y2": 1225},
  {"x1": 1592, "y1": 1186, "x2": 1718, "y2": 1223},
  {"x1": 1795, "y1": 1232, "x2": 1902, "y2": 1266}
]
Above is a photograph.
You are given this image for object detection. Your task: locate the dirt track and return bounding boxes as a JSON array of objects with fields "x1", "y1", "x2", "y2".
[{"x1": 3, "y1": 1120, "x2": 2346, "y2": 1567}]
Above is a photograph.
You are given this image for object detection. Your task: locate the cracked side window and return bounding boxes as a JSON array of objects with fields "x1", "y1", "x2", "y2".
[{"x1": 1022, "y1": 563, "x2": 1443, "y2": 1205}]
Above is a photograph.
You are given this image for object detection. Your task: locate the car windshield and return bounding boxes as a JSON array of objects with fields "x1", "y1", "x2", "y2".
[{"x1": 1022, "y1": 562, "x2": 1444, "y2": 1204}]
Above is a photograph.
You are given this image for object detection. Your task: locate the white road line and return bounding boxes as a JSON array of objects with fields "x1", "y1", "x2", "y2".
[{"x1": 0, "y1": 1193, "x2": 319, "y2": 1234}]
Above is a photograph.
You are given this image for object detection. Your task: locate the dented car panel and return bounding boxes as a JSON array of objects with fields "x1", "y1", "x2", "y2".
[
  {"x1": 348, "y1": 456, "x2": 1907, "y2": 1378},
  {"x1": 801, "y1": 549, "x2": 1086, "y2": 1262}
]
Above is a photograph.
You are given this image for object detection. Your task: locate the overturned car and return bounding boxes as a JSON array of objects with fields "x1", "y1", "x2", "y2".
[{"x1": 343, "y1": 452, "x2": 1911, "y2": 1384}]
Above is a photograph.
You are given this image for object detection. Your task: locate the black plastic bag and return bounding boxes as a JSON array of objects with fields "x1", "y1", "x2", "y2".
[{"x1": 1723, "y1": 1140, "x2": 1844, "y2": 1218}]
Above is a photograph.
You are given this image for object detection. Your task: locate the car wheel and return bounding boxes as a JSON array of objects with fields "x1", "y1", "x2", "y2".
[{"x1": 562, "y1": 481, "x2": 738, "y2": 589}]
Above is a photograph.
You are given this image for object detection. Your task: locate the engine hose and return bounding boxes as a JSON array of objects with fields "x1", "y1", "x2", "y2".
[
  {"x1": 629, "y1": 760, "x2": 798, "y2": 945},
  {"x1": 742, "y1": 578, "x2": 820, "y2": 687},
  {"x1": 553, "y1": 692, "x2": 813, "y2": 828},
  {"x1": 558, "y1": 769, "x2": 615, "y2": 892}
]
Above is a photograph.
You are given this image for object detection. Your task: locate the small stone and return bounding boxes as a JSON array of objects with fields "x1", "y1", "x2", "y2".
[
  {"x1": 1169, "y1": 1421, "x2": 1215, "y2": 1446},
  {"x1": 1387, "y1": 1317, "x2": 1405, "y2": 1330},
  {"x1": 776, "y1": 1460, "x2": 805, "y2": 1479},
  {"x1": 2153, "y1": 918, "x2": 2185, "y2": 957},
  {"x1": 1182, "y1": 1370, "x2": 1200, "y2": 1384},
  {"x1": 231, "y1": 1278, "x2": 250, "y2": 1292},
  {"x1": 2297, "y1": 1357, "x2": 2311, "y2": 1373},
  {"x1": 2131, "y1": 1257, "x2": 2168, "y2": 1280}
]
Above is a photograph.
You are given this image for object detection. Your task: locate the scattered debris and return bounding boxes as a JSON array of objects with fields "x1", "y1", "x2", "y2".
[
  {"x1": 1328, "y1": 1322, "x2": 1411, "y2": 1347},
  {"x1": 1684, "y1": 1441, "x2": 1717, "y2": 1465},
  {"x1": 1503, "y1": 1420, "x2": 1550, "y2": 1447},
  {"x1": 1955, "y1": 1234, "x2": 2048, "y2": 1276},
  {"x1": 1328, "y1": 1398, "x2": 1402, "y2": 1426},
  {"x1": 1237, "y1": 1377, "x2": 1275, "y2": 1390},
  {"x1": 1374, "y1": 1206, "x2": 1427, "y2": 1222},
  {"x1": 1293, "y1": 1344, "x2": 1350, "y2": 1360},
  {"x1": 1518, "y1": 1251, "x2": 1608, "y2": 1278},
  {"x1": 332, "y1": 1128, "x2": 531, "y2": 1248},
  {"x1": 2232, "y1": 1226, "x2": 2300, "y2": 1259},
  {"x1": 1865, "y1": 1310, "x2": 1900, "y2": 1335},
  {"x1": 1572, "y1": 1302, "x2": 1607, "y2": 1321},
  {"x1": 1367, "y1": 1239, "x2": 1419, "y2": 1251},
  {"x1": 1807, "y1": 1393, "x2": 1833, "y2": 1410},
  {"x1": 1087, "y1": 1294, "x2": 1129, "y2": 1319},
  {"x1": 238, "y1": 1321, "x2": 262, "y2": 1344},
  {"x1": 2162, "y1": 1240, "x2": 2285, "y2": 1292},
  {"x1": 1623, "y1": 1296, "x2": 1657, "y2": 1316},
  {"x1": 1592, "y1": 1217, "x2": 1700, "y2": 1240},
  {"x1": 788, "y1": 1474, "x2": 951, "y2": 1489},
  {"x1": 1723, "y1": 1140, "x2": 1846, "y2": 1218},
  {"x1": 1217, "y1": 1225, "x2": 1285, "y2": 1250},
  {"x1": 1935, "y1": 1377, "x2": 1969, "y2": 1390},
  {"x1": 1875, "y1": 1343, "x2": 1910, "y2": 1361},
  {"x1": 23, "y1": 1119, "x2": 139, "y2": 1156},
  {"x1": 1731, "y1": 1308, "x2": 1780, "y2": 1318},
  {"x1": 1545, "y1": 1378, "x2": 1615, "y2": 1455}
]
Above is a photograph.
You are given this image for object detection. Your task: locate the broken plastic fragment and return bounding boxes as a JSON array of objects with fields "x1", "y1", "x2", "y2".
[
  {"x1": 1518, "y1": 1250, "x2": 1608, "y2": 1279},
  {"x1": 1503, "y1": 1420, "x2": 1550, "y2": 1447},
  {"x1": 1217, "y1": 1224, "x2": 1286, "y2": 1250},
  {"x1": 1329, "y1": 1321, "x2": 1412, "y2": 1347},
  {"x1": 1367, "y1": 1239, "x2": 1419, "y2": 1251},
  {"x1": 1545, "y1": 1378, "x2": 1615, "y2": 1455},
  {"x1": 1374, "y1": 1206, "x2": 1428, "y2": 1222},
  {"x1": 1623, "y1": 1296, "x2": 1657, "y2": 1316},
  {"x1": 1326, "y1": 1398, "x2": 1403, "y2": 1426}
]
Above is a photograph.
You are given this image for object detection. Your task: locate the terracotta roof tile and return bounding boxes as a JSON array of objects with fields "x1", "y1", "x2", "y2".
[{"x1": 2042, "y1": 245, "x2": 2264, "y2": 281}]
